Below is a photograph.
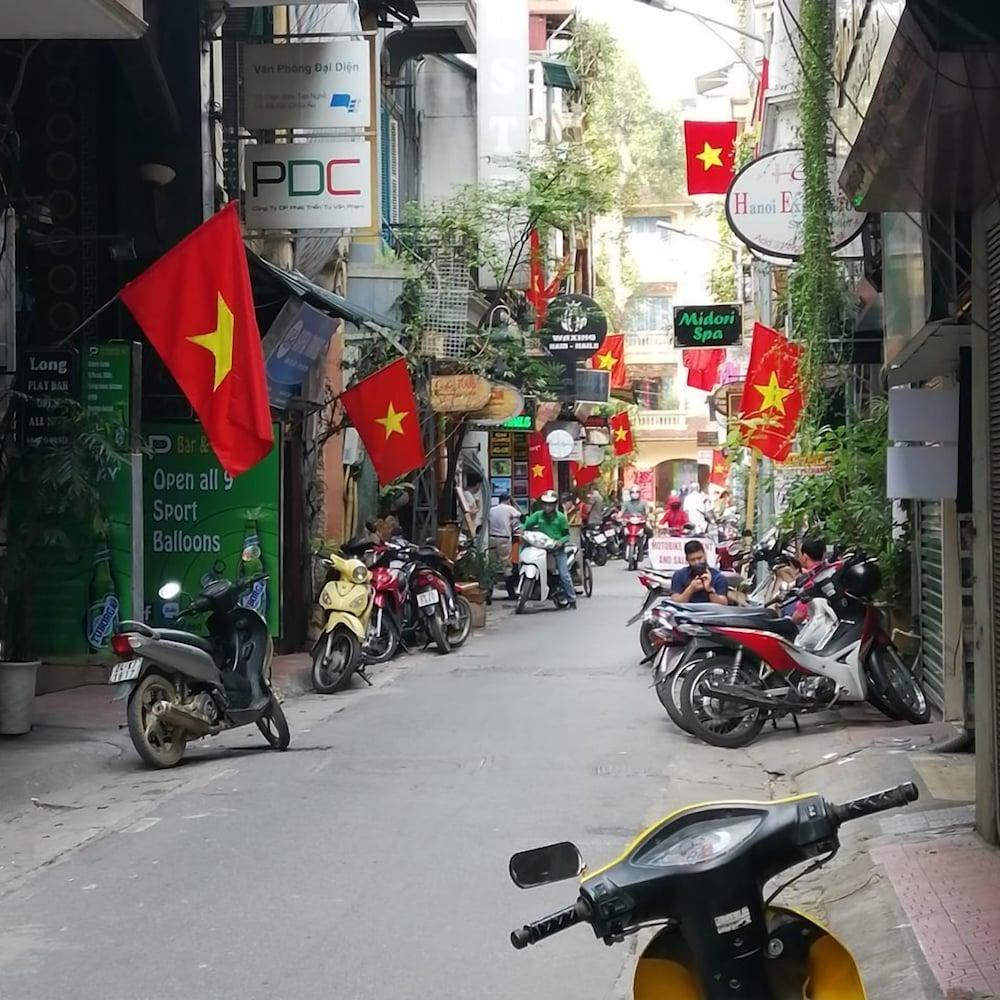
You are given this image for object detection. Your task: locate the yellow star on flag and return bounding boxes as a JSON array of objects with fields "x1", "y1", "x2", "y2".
[
  {"x1": 188, "y1": 292, "x2": 234, "y2": 392},
  {"x1": 375, "y1": 401, "x2": 408, "y2": 438},
  {"x1": 696, "y1": 141, "x2": 724, "y2": 171},
  {"x1": 595, "y1": 350, "x2": 617, "y2": 371},
  {"x1": 754, "y1": 372, "x2": 794, "y2": 414},
  {"x1": 531, "y1": 463, "x2": 546, "y2": 478},
  {"x1": 614, "y1": 426, "x2": 629, "y2": 442}
]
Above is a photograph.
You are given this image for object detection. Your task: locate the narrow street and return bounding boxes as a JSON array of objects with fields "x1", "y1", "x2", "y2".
[{"x1": 1, "y1": 569, "x2": 790, "y2": 1000}]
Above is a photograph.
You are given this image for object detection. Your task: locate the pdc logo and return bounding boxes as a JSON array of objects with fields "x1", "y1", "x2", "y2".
[{"x1": 251, "y1": 156, "x2": 362, "y2": 199}]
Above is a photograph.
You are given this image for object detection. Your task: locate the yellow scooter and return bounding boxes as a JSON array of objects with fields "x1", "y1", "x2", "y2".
[
  {"x1": 311, "y1": 550, "x2": 373, "y2": 694},
  {"x1": 509, "y1": 783, "x2": 919, "y2": 999}
]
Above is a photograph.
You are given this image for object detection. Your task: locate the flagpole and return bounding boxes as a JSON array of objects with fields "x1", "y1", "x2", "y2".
[{"x1": 55, "y1": 292, "x2": 121, "y2": 347}]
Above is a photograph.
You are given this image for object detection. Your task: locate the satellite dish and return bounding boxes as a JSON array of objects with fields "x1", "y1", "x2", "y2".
[{"x1": 546, "y1": 428, "x2": 575, "y2": 460}]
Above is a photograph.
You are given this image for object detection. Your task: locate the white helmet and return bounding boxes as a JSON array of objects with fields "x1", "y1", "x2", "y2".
[
  {"x1": 630, "y1": 486, "x2": 640, "y2": 499},
  {"x1": 540, "y1": 489, "x2": 558, "y2": 504}
]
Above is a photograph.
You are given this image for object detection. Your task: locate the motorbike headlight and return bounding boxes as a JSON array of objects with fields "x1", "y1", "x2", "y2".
[
  {"x1": 351, "y1": 565, "x2": 369, "y2": 583},
  {"x1": 632, "y1": 816, "x2": 762, "y2": 869}
]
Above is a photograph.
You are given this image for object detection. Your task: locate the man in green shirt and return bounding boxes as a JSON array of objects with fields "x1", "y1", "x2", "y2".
[{"x1": 522, "y1": 489, "x2": 577, "y2": 609}]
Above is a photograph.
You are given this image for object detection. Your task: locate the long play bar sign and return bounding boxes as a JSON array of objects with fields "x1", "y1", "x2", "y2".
[{"x1": 673, "y1": 304, "x2": 743, "y2": 348}]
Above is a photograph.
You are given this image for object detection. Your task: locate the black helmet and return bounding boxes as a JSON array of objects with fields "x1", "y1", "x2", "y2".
[{"x1": 838, "y1": 558, "x2": 881, "y2": 598}]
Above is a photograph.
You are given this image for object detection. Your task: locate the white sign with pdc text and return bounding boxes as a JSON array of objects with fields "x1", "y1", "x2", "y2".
[
  {"x1": 244, "y1": 140, "x2": 375, "y2": 232},
  {"x1": 242, "y1": 40, "x2": 374, "y2": 131}
]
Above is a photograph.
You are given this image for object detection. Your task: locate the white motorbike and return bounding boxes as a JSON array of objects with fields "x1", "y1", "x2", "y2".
[{"x1": 515, "y1": 530, "x2": 582, "y2": 614}]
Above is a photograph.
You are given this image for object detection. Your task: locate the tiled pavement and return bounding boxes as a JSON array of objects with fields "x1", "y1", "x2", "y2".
[{"x1": 874, "y1": 825, "x2": 1000, "y2": 999}]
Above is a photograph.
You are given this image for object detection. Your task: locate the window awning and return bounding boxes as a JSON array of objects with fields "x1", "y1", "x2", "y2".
[
  {"x1": 541, "y1": 58, "x2": 579, "y2": 91},
  {"x1": 247, "y1": 250, "x2": 402, "y2": 334},
  {"x1": 887, "y1": 321, "x2": 970, "y2": 387}
]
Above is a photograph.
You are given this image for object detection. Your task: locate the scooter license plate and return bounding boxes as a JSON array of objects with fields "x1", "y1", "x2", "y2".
[
  {"x1": 417, "y1": 590, "x2": 439, "y2": 608},
  {"x1": 109, "y1": 658, "x2": 142, "y2": 684},
  {"x1": 593, "y1": 533, "x2": 606, "y2": 543}
]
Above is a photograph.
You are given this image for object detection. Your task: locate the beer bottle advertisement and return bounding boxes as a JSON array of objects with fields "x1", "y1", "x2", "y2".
[
  {"x1": 85, "y1": 526, "x2": 121, "y2": 651},
  {"x1": 143, "y1": 422, "x2": 281, "y2": 636}
]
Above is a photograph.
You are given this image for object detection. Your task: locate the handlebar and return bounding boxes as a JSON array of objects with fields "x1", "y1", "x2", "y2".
[
  {"x1": 510, "y1": 899, "x2": 590, "y2": 950},
  {"x1": 830, "y1": 782, "x2": 919, "y2": 827}
]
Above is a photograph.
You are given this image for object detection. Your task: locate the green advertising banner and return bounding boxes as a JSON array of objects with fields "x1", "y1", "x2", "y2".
[
  {"x1": 143, "y1": 423, "x2": 281, "y2": 636},
  {"x1": 25, "y1": 343, "x2": 134, "y2": 657}
]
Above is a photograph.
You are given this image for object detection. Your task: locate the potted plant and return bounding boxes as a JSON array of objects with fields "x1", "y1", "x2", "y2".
[
  {"x1": 455, "y1": 547, "x2": 506, "y2": 626},
  {"x1": 0, "y1": 395, "x2": 126, "y2": 734}
]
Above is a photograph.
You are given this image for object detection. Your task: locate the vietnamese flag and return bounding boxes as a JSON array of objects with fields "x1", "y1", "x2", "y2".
[
  {"x1": 591, "y1": 333, "x2": 627, "y2": 390},
  {"x1": 710, "y1": 450, "x2": 731, "y2": 487},
  {"x1": 572, "y1": 462, "x2": 601, "y2": 488},
  {"x1": 119, "y1": 202, "x2": 273, "y2": 476},
  {"x1": 683, "y1": 348, "x2": 726, "y2": 391},
  {"x1": 739, "y1": 323, "x2": 804, "y2": 462},
  {"x1": 528, "y1": 433, "x2": 554, "y2": 499},
  {"x1": 526, "y1": 229, "x2": 568, "y2": 331},
  {"x1": 610, "y1": 411, "x2": 634, "y2": 457},
  {"x1": 340, "y1": 358, "x2": 425, "y2": 486},
  {"x1": 684, "y1": 120, "x2": 739, "y2": 195}
]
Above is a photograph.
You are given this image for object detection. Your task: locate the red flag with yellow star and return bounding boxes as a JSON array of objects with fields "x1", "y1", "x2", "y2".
[
  {"x1": 340, "y1": 358, "x2": 425, "y2": 486},
  {"x1": 684, "y1": 120, "x2": 738, "y2": 196},
  {"x1": 590, "y1": 333, "x2": 627, "y2": 390},
  {"x1": 528, "y1": 432, "x2": 554, "y2": 499},
  {"x1": 526, "y1": 229, "x2": 569, "y2": 331},
  {"x1": 739, "y1": 323, "x2": 804, "y2": 462},
  {"x1": 709, "y1": 450, "x2": 730, "y2": 488},
  {"x1": 610, "y1": 411, "x2": 634, "y2": 457},
  {"x1": 119, "y1": 203, "x2": 273, "y2": 476}
]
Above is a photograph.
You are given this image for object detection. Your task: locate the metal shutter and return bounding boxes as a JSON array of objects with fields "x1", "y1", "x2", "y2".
[
  {"x1": 986, "y1": 218, "x2": 1000, "y2": 833},
  {"x1": 388, "y1": 117, "x2": 401, "y2": 225},
  {"x1": 917, "y1": 500, "x2": 946, "y2": 710}
]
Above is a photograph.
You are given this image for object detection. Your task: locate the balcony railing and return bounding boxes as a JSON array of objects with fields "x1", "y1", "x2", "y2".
[{"x1": 634, "y1": 411, "x2": 688, "y2": 431}]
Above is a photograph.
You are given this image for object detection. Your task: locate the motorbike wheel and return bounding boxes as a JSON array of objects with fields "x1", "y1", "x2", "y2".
[
  {"x1": 256, "y1": 695, "x2": 290, "y2": 750},
  {"x1": 311, "y1": 629, "x2": 360, "y2": 694},
  {"x1": 863, "y1": 659, "x2": 903, "y2": 721},
  {"x1": 593, "y1": 546, "x2": 608, "y2": 567},
  {"x1": 515, "y1": 578, "x2": 532, "y2": 615},
  {"x1": 126, "y1": 673, "x2": 187, "y2": 769},
  {"x1": 582, "y1": 560, "x2": 594, "y2": 598},
  {"x1": 627, "y1": 553, "x2": 638, "y2": 572},
  {"x1": 365, "y1": 610, "x2": 401, "y2": 664},
  {"x1": 447, "y1": 595, "x2": 473, "y2": 648},
  {"x1": 869, "y1": 646, "x2": 931, "y2": 724},
  {"x1": 657, "y1": 660, "x2": 701, "y2": 735},
  {"x1": 680, "y1": 657, "x2": 768, "y2": 749},
  {"x1": 427, "y1": 608, "x2": 451, "y2": 654},
  {"x1": 639, "y1": 622, "x2": 657, "y2": 660}
]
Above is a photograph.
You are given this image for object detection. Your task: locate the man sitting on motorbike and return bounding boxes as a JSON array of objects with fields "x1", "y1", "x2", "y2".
[
  {"x1": 670, "y1": 540, "x2": 730, "y2": 605},
  {"x1": 622, "y1": 486, "x2": 648, "y2": 517},
  {"x1": 522, "y1": 489, "x2": 577, "y2": 610},
  {"x1": 790, "y1": 536, "x2": 828, "y2": 624},
  {"x1": 660, "y1": 492, "x2": 688, "y2": 533}
]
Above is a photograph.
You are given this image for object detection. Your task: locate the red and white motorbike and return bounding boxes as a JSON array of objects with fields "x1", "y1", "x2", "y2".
[
  {"x1": 623, "y1": 514, "x2": 648, "y2": 572},
  {"x1": 674, "y1": 556, "x2": 930, "y2": 748}
]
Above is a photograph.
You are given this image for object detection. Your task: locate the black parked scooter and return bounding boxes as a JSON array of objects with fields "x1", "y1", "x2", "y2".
[{"x1": 109, "y1": 576, "x2": 289, "y2": 768}]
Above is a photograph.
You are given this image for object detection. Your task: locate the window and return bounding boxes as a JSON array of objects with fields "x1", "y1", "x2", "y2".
[
  {"x1": 626, "y1": 216, "x2": 673, "y2": 238},
  {"x1": 626, "y1": 296, "x2": 673, "y2": 333}
]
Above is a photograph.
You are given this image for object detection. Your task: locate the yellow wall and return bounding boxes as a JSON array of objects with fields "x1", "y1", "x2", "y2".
[{"x1": 634, "y1": 440, "x2": 700, "y2": 469}]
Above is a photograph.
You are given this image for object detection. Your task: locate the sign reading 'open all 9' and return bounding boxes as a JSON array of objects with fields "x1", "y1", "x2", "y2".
[{"x1": 244, "y1": 140, "x2": 375, "y2": 232}]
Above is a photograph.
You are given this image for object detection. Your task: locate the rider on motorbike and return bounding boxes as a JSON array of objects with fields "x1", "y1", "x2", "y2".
[
  {"x1": 659, "y1": 492, "x2": 688, "y2": 533},
  {"x1": 522, "y1": 490, "x2": 577, "y2": 610},
  {"x1": 621, "y1": 486, "x2": 648, "y2": 518}
]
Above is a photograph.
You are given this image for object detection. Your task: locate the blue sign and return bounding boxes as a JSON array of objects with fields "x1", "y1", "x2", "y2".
[{"x1": 262, "y1": 297, "x2": 339, "y2": 408}]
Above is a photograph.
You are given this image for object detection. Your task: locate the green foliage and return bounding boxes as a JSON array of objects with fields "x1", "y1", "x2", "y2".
[
  {"x1": 455, "y1": 546, "x2": 506, "y2": 590},
  {"x1": 774, "y1": 400, "x2": 910, "y2": 607},
  {"x1": 0, "y1": 397, "x2": 130, "y2": 658},
  {"x1": 708, "y1": 207, "x2": 738, "y2": 304},
  {"x1": 567, "y1": 21, "x2": 684, "y2": 206}
]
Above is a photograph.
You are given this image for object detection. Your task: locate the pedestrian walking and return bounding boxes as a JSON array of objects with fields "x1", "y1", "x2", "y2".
[{"x1": 488, "y1": 494, "x2": 521, "y2": 600}]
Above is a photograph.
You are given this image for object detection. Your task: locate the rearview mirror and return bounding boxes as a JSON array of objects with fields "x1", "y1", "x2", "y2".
[
  {"x1": 509, "y1": 841, "x2": 583, "y2": 889},
  {"x1": 158, "y1": 581, "x2": 182, "y2": 601}
]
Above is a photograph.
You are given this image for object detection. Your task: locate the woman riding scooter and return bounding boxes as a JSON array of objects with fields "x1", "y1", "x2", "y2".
[{"x1": 659, "y1": 492, "x2": 688, "y2": 535}]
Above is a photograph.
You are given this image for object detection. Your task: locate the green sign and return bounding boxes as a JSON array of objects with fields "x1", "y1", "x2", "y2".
[
  {"x1": 499, "y1": 414, "x2": 533, "y2": 431},
  {"x1": 26, "y1": 343, "x2": 134, "y2": 657},
  {"x1": 673, "y1": 305, "x2": 743, "y2": 348},
  {"x1": 143, "y1": 423, "x2": 281, "y2": 635}
]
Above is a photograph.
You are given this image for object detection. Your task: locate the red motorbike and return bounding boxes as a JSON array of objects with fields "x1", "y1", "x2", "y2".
[
  {"x1": 365, "y1": 551, "x2": 407, "y2": 663},
  {"x1": 623, "y1": 514, "x2": 648, "y2": 572}
]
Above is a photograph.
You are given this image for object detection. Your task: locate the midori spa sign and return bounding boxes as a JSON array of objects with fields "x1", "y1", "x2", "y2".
[{"x1": 726, "y1": 149, "x2": 867, "y2": 259}]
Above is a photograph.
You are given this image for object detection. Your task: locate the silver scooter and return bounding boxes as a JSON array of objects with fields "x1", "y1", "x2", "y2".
[{"x1": 109, "y1": 576, "x2": 289, "y2": 768}]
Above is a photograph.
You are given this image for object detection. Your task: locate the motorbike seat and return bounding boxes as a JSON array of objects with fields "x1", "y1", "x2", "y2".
[
  {"x1": 153, "y1": 629, "x2": 215, "y2": 655},
  {"x1": 703, "y1": 615, "x2": 800, "y2": 641}
]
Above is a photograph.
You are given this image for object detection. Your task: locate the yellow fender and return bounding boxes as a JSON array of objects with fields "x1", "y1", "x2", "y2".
[
  {"x1": 322, "y1": 611, "x2": 367, "y2": 642},
  {"x1": 633, "y1": 908, "x2": 865, "y2": 1000}
]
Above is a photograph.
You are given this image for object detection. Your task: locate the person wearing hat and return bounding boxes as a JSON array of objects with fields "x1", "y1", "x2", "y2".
[
  {"x1": 521, "y1": 489, "x2": 577, "y2": 609},
  {"x1": 660, "y1": 492, "x2": 688, "y2": 534}
]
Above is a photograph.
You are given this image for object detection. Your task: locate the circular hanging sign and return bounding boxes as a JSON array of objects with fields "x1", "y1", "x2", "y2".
[
  {"x1": 542, "y1": 294, "x2": 608, "y2": 361},
  {"x1": 546, "y1": 428, "x2": 575, "y2": 460},
  {"x1": 725, "y1": 148, "x2": 868, "y2": 260},
  {"x1": 467, "y1": 382, "x2": 524, "y2": 426}
]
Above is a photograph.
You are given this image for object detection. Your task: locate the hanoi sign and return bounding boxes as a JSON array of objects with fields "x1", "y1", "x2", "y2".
[
  {"x1": 542, "y1": 294, "x2": 608, "y2": 361},
  {"x1": 726, "y1": 149, "x2": 867, "y2": 259},
  {"x1": 673, "y1": 305, "x2": 743, "y2": 348},
  {"x1": 244, "y1": 139, "x2": 374, "y2": 232}
]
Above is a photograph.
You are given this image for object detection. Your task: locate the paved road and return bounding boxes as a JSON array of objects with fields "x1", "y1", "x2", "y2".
[{"x1": 0, "y1": 566, "x2": 941, "y2": 999}]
